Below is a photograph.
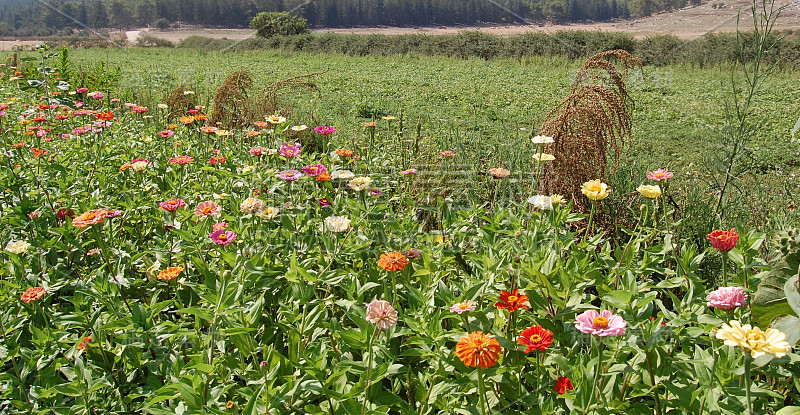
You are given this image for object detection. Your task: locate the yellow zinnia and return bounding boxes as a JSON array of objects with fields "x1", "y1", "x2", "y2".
[
  {"x1": 636, "y1": 184, "x2": 662, "y2": 199},
  {"x1": 532, "y1": 153, "x2": 556, "y2": 162},
  {"x1": 581, "y1": 180, "x2": 609, "y2": 201},
  {"x1": 716, "y1": 320, "x2": 791, "y2": 359}
]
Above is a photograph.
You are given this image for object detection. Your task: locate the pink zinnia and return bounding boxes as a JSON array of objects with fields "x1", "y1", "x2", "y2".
[
  {"x1": 647, "y1": 169, "x2": 674, "y2": 181},
  {"x1": 212, "y1": 222, "x2": 228, "y2": 231},
  {"x1": 169, "y1": 155, "x2": 194, "y2": 165},
  {"x1": 575, "y1": 309, "x2": 627, "y2": 337},
  {"x1": 250, "y1": 146, "x2": 267, "y2": 156},
  {"x1": 366, "y1": 299, "x2": 398, "y2": 330},
  {"x1": 279, "y1": 142, "x2": 301, "y2": 158},
  {"x1": 209, "y1": 229, "x2": 236, "y2": 245},
  {"x1": 451, "y1": 300, "x2": 476, "y2": 314},
  {"x1": 158, "y1": 130, "x2": 175, "y2": 138},
  {"x1": 314, "y1": 126, "x2": 336, "y2": 135},
  {"x1": 159, "y1": 198, "x2": 186, "y2": 212},
  {"x1": 209, "y1": 156, "x2": 226, "y2": 165},
  {"x1": 277, "y1": 169, "x2": 302, "y2": 181},
  {"x1": 400, "y1": 168, "x2": 417, "y2": 175},
  {"x1": 130, "y1": 158, "x2": 149, "y2": 165},
  {"x1": 302, "y1": 164, "x2": 327, "y2": 177},
  {"x1": 194, "y1": 201, "x2": 221, "y2": 217},
  {"x1": 707, "y1": 287, "x2": 748, "y2": 310}
]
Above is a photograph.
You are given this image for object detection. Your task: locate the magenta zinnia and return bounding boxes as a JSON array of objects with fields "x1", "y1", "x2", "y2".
[
  {"x1": 302, "y1": 164, "x2": 327, "y2": 177},
  {"x1": 314, "y1": 125, "x2": 336, "y2": 135},
  {"x1": 210, "y1": 229, "x2": 236, "y2": 245}
]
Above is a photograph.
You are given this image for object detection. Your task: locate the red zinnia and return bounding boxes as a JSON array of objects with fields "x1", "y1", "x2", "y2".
[
  {"x1": 707, "y1": 228, "x2": 739, "y2": 252},
  {"x1": 554, "y1": 376, "x2": 573, "y2": 394},
  {"x1": 518, "y1": 325, "x2": 553, "y2": 353},
  {"x1": 496, "y1": 289, "x2": 529, "y2": 312}
]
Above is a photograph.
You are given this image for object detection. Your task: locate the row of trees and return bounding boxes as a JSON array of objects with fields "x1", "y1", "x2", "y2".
[{"x1": 0, "y1": 0, "x2": 701, "y2": 37}]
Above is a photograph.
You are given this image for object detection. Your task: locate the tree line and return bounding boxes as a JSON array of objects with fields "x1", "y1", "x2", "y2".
[{"x1": 0, "y1": 0, "x2": 701, "y2": 37}]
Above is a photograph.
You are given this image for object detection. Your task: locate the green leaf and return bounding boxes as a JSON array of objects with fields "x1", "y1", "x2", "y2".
[
  {"x1": 777, "y1": 406, "x2": 800, "y2": 415},
  {"x1": 751, "y1": 250, "x2": 800, "y2": 328}
]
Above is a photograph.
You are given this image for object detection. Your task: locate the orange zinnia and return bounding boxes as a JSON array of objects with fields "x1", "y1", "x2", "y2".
[
  {"x1": 31, "y1": 148, "x2": 49, "y2": 158},
  {"x1": 378, "y1": 251, "x2": 409, "y2": 272},
  {"x1": 157, "y1": 266, "x2": 184, "y2": 281},
  {"x1": 179, "y1": 115, "x2": 195, "y2": 125},
  {"x1": 335, "y1": 149, "x2": 354, "y2": 157},
  {"x1": 77, "y1": 335, "x2": 92, "y2": 350},
  {"x1": 496, "y1": 289, "x2": 529, "y2": 312},
  {"x1": 455, "y1": 331, "x2": 502, "y2": 369},
  {"x1": 194, "y1": 114, "x2": 208, "y2": 121},
  {"x1": 21, "y1": 286, "x2": 46, "y2": 303},
  {"x1": 316, "y1": 172, "x2": 332, "y2": 181},
  {"x1": 72, "y1": 209, "x2": 109, "y2": 229}
]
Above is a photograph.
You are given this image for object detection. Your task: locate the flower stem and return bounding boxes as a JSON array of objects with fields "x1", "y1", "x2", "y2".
[
  {"x1": 744, "y1": 353, "x2": 753, "y2": 415},
  {"x1": 477, "y1": 367, "x2": 488, "y2": 415},
  {"x1": 361, "y1": 328, "x2": 378, "y2": 415},
  {"x1": 721, "y1": 252, "x2": 728, "y2": 287}
]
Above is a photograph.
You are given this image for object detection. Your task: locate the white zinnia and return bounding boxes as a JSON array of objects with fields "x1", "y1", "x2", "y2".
[
  {"x1": 257, "y1": 206, "x2": 279, "y2": 220},
  {"x1": 531, "y1": 135, "x2": 555, "y2": 144},
  {"x1": 331, "y1": 170, "x2": 355, "y2": 180},
  {"x1": 347, "y1": 176, "x2": 372, "y2": 191},
  {"x1": 325, "y1": 216, "x2": 351, "y2": 233},
  {"x1": 528, "y1": 195, "x2": 553, "y2": 210},
  {"x1": 5, "y1": 240, "x2": 30, "y2": 254},
  {"x1": 132, "y1": 161, "x2": 148, "y2": 172}
]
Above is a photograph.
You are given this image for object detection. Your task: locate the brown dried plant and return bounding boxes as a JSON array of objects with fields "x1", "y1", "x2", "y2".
[
  {"x1": 538, "y1": 49, "x2": 642, "y2": 212},
  {"x1": 253, "y1": 73, "x2": 320, "y2": 119},
  {"x1": 164, "y1": 84, "x2": 198, "y2": 120},
  {"x1": 211, "y1": 68, "x2": 254, "y2": 129}
]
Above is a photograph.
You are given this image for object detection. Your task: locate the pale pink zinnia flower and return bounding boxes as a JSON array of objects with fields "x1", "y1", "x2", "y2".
[
  {"x1": 451, "y1": 300, "x2": 477, "y2": 314},
  {"x1": 707, "y1": 287, "x2": 748, "y2": 310},
  {"x1": 194, "y1": 201, "x2": 221, "y2": 217},
  {"x1": 277, "y1": 169, "x2": 302, "y2": 181},
  {"x1": 209, "y1": 229, "x2": 236, "y2": 245},
  {"x1": 279, "y1": 142, "x2": 301, "y2": 158},
  {"x1": 366, "y1": 299, "x2": 398, "y2": 330},
  {"x1": 575, "y1": 309, "x2": 627, "y2": 337},
  {"x1": 647, "y1": 169, "x2": 674, "y2": 181},
  {"x1": 159, "y1": 198, "x2": 186, "y2": 212}
]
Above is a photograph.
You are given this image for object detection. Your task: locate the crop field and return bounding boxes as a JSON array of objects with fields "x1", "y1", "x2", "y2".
[{"x1": 1, "y1": 43, "x2": 800, "y2": 415}]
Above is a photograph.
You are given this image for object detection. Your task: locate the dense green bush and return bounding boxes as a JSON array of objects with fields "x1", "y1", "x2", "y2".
[
  {"x1": 249, "y1": 11, "x2": 310, "y2": 38},
  {"x1": 135, "y1": 35, "x2": 174, "y2": 48}
]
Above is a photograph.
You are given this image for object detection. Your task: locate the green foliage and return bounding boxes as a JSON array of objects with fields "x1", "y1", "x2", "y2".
[
  {"x1": 250, "y1": 12, "x2": 310, "y2": 39},
  {"x1": 134, "y1": 35, "x2": 174, "y2": 48}
]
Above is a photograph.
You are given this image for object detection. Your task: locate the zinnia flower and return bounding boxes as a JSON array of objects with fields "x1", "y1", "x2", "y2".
[
  {"x1": 575, "y1": 309, "x2": 627, "y2": 337},
  {"x1": 210, "y1": 229, "x2": 236, "y2": 246},
  {"x1": 5, "y1": 240, "x2": 30, "y2": 254},
  {"x1": 194, "y1": 201, "x2": 220, "y2": 217},
  {"x1": 72, "y1": 209, "x2": 109, "y2": 228},
  {"x1": 331, "y1": 170, "x2": 355, "y2": 180},
  {"x1": 209, "y1": 156, "x2": 226, "y2": 165},
  {"x1": 528, "y1": 195, "x2": 552, "y2": 210},
  {"x1": 277, "y1": 169, "x2": 302, "y2": 181},
  {"x1": 77, "y1": 335, "x2": 92, "y2": 351},
  {"x1": 314, "y1": 125, "x2": 335, "y2": 135},
  {"x1": 21, "y1": 286, "x2": 46, "y2": 303},
  {"x1": 532, "y1": 153, "x2": 556, "y2": 162},
  {"x1": 550, "y1": 194, "x2": 566, "y2": 206},
  {"x1": 159, "y1": 198, "x2": 186, "y2": 212},
  {"x1": 707, "y1": 229, "x2": 739, "y2": 252},
  {"x1": 347, "y1": 176, "x2": 372, "y2": 191},
  {"x1": 496, "y1": 289, "x2": 529, "y2": 312},
  {"x1": 518, "y1": 325, "x2": 554, "y2": 353},
  {"x1": 531, "y1": 135, "x2": 555, "y2": 144},
  {"x1": 335, "y1": 149, "x2": 354, "y2": 157},
  {"x1": 366, "y1": 299, "x2": 398, "y2": 330},
  {"x1": 300, "y1": 164, "x2": 326, "y2": 177},
  {"x1": 450, "y1": 300, "x2": 476, "y2": 314},
  {"x1": 158, "y1": 130, "x2": 174, "y2": 138},
  {"x1": 400, "y1": 168, "x2": 417, "y2": 175},
  {"x1": 554, "y1": 377, "x2": 573, "y2": 394},
  {"x1": 489, "y1": 167, "x2": 510, "y2": 178},
  {"x1": 256, "y1": 207, "x2": 279, "y2": 220},
  {"x1": 249, "y1": 146, "x2": 267, "y2": 156},
  {"x1": 132, "y1": 161, "x2": 149, "y2": 172},
  {"x1": 455, "y1": 331, "x2": 502, "y2": 369},
  {"x1": 636, "y1": 185, "x2": 662, "y2": 199},
  {"x1": 240, "y1": 198, "x2": 266, "y2": 214},
  {"x1": 403, "y1": 249, "x2": 422, "y2": 259},
  {"x1": 291, "y1": 125, "x2": 308, "y2": 131},
  {"x1": 319, "y1": 198, "x2": 332, "y2": 206},
  {"x1": 716, "y1": 320, "x2": 791, "y2": 358},
  {"x1": 266, "y1": 115, "x2": 286, "y2": 124},
  {"x1": 581, "y1": 180, "x2": 610, "y2": 201},
  {"x1": 378, "y1": 251, "x2": 409, "y2": 272},
  {"x1": 707, "y1": 287, "x2": 748, "y2": 310},
  {"x1": 158, "y1": 266, "x2": 184, "y2": 281},
  {"x1": 647, "y1": 169, "x2": 674, "y2": 181},
  {"x1": 279, "y1": 143, "x2": 301, "y2": 158},
  {"x1": 325, "y1": 216, "x2": 351, "y2": 233},
  {"x1": 169, "y1": 155, "x2": 194, "y2": 165}
]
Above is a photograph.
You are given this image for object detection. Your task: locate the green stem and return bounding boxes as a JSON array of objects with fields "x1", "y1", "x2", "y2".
[
  {"x1": 584, "y1": 200, "x2": 597, "y2": 244},
  {"x1": 645, "y1": 350, "x2": 664, "y2": 415},
  {"x1": 477, "y1": 367, "x2": 488, "y2": 415},
  {"x1": 361, "y1": 328, "x2": 378, "y2": 415},
  {"x1": 593, "y1": 338, "x2": 607, "y2": 409},
  {"x1": 721, "y1": 252, "x2": 728, "y2": 287},
  {"x1": 744, "y1": 353, "x2": 753, "y2": 415}
]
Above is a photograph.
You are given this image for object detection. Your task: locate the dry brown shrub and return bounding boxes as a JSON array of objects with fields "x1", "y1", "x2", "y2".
[
  {"x1": 164, "y1": 84, "x2": 198, "y2": 120},
  {"x1": 253, "y1": 73, "x2": 320, "y2": 120},
  {"x1": 538, "y1": 49, "x2": 642, "y2": 213},
  {"x1": 210, "y1": 68, "x2": 254, "y2": 129}
]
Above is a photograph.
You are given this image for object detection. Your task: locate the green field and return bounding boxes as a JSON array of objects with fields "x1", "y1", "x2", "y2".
[{"x1": 70, "y1": 48, "x2": 800, "y2": 231}]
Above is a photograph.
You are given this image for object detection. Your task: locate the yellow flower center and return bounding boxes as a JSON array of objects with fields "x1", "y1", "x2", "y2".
[
  {"x1": 508, "y1": 295, "x2": 518, "y2": 303},
  {"x1": 202, "y1": 207, "x2": 212, "y2": 214},
  {"x1": 219, "y1": 234, "x2": 227, "y2": 241},
  {"x1": 169, "y1": 200, "x2": 176, "y2": 205},
  {"x1": 459, "y1": 303, "x2": 469, "y2": 310},
  {"x1": 593, "y1": 317, "x2": 609, "y2": 328},
  {"x1": 85, "y1": 212, "x2": 95, "y2": 219},
  {"x1": 531, "y1": 334, "x2": 541, "y2": 342}
]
